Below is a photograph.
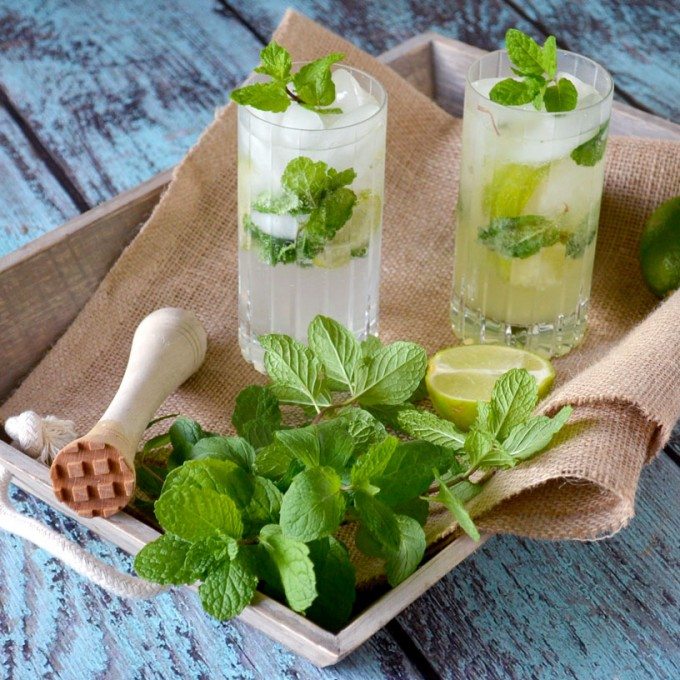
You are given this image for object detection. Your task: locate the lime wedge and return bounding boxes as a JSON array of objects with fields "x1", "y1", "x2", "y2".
[
  {"x1": 313, "y1": 191, "x2": 382, "y2": 269},
  {"x1": 484, "y1": 162, "x2": 549, "y2": 219},
  {"x1": 426, "y1": 345, "x2": 555, "y2": 430}
]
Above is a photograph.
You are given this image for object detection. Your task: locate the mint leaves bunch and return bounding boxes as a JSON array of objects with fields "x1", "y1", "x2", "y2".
[
  {"x1": 245, "y1": 156, "x2": 357, "y2": 265},
  {"x1": 490, "y1": 29, "x2": 577, "y2": 112},
  {"x1": 394, "y1": 369, "x2": 571, "y2": 539},
  {"x1": 134, "y1": 316, "x2": 571, "y2": 629},
  {"x1": 231, "y1": 41, "x2": 345, "y2": 114}
]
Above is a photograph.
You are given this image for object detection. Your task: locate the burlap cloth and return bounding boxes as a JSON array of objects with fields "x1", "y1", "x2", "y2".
[{"x1": 2, "y1": 12, "x2": 679, "y2": 583}]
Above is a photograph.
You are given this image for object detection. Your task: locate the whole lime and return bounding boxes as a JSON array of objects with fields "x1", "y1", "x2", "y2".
[{"x1": 640, "y1": 196, "x2": 680, "y2": 297}]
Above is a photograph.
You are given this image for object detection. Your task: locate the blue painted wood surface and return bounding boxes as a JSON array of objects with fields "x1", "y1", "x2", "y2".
[{"x1": 0, "y1": 1, "x2": 679, "y2": 677}]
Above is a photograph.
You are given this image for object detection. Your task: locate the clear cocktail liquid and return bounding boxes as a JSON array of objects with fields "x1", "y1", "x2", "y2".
[
  {"x1": 451, "y1": 50, "x2": 613, "y2": 356},
  {"x1": 237, "y1": 67, "x2": 387, "y2": 370}
]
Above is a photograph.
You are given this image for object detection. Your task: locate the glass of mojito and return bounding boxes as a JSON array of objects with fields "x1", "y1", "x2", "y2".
[
  {"x1": 451, "y1": 31, "x2": 613, "y2": 356},
  {"x1": 233, "y1": 45, "x2": 387, "y2": 370}
]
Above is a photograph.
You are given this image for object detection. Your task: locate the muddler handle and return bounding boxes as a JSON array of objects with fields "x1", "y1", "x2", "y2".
[{"x1": 50, "y1": 308, "x2": 207, "y2": 518}]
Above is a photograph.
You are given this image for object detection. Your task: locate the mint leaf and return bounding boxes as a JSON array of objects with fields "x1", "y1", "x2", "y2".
[
  {"x1": 463, "y1": 429, "x2": 496, "y2": 467},
  {"x1": 474, "y1": 401, "x2": 493, "y2": 431},
  {"x1": 497, "y1": 30, "x2": 576, "y2": 111},
  {"x1": 489, "y1": 368, "x2": 538, "y2": 439},
  {"x1": 565, "y1": 220, "x2": 597, "y2": 259},
  {"x1": 395, "y1": 409, "x2": 466, "y2": 450},
  {"x1": 503, "y1": 405, "x2": 572, "y2": 461},
  {"x1": 384, "y1": 515, "x2": 426, "y2": 587},
  {"x1": 191, "y1": 436, "x2": 256, "y2": 471},
  {"x1": 259, "y1": 525, "x2": 317, "y2": 612},
  {"x1": 489, "y1": 78, "x2": 536, "y2": 106},
  {"x1": 282, "y1": 157, "x2": 330, "y2": 211},
  {"x1": 254, "y1": 41, "x2": 292, "y2": 83},
  {"x1": 292, "y1": 53, "x2": 345, "y2": 107},
  {"x1": 505, "y1": 28, "x2": 548, "y2": 77},
  {"x1": 230, "y1": 82, "x2": 290, "y2": 112},
  {"x1": 316, "y1": 419, "x2": 355, "y2": 472},
  {"x1": 232, "y1": 385, "x2": 281, "y2": 442},
  {"x1": 478, "y1": 215, "x2": 561, "y2": 259},
  {"x1": 351, "y1": 435, "x2": 399, "y2": 489},
  {"x1": 327, "y1": 167, "x2": 357, "y2": 190},
  {"x1": 354, "y1": 489, "x2": 401, "y2": 552},
  {"x1": 394, "y1": 496, "x2": 430, "y2": 526},
  {"x1": 184, "y1": 535, "x2": 238, "y2": 580},
  {"x1": 372, "y1": 440, "x2": 445, "y2": 507},
  {"x1": 430, "y1": 474, "x2": 480, "y2": 541},
  {"x1": 260, "y1": 334, "x2": 331, "y2": 411},
  {"x1": 273, "y1": 426, "x2": 320, "y2": 469},
  {"x1": 354, "y1": 342, "x2": 427, "y2": 406},
  {"x1": 571, "y1": 122, "x2": 609, "y2": 167},
  {"x1": 361, "y1": 335, "x2": 382, "y2": 358},
  {"x1": 134, "y1": 533, "x2": 194, "y2": 585},
  {"x1": 280, "y1": 466, "x2": 345, "y2": 541},
  {"x1": 198, "y1": 556, "x2": 259, "y2": 620},
  {"x1": 252, "y1": 190, "x2": 300, "y2": 215},
  {"x1": 306, "y1": 537, "x2": 356, "y2": 630},
  {"x1": 255, "y1": 440, "x2": 296, "y2": 480},
  {"x1": 335, "y1": 407, "x2": 387, "y2": 455},
  {"x1": 308, "y1": 315, "x2": 361, "y2": 392},
  {"x1": 155, "y1": 487, "x2": 243, "y2": 541},
  {"x1": 243, "y1": 476, "x2": 283, "y2": 533},
  {"x1": 464, "y1": 428, "x2": 516, "y2": 471},
  {"x1": 243, "y1": 215, "x2": 297, "y2": 266},
  {"x1": 169, "y1": 417, "x2": 206, "y2": 466},
  {"x1": 162, "y1": 458, "x2": 255, "y2": 510},
  {"x1": 302, "y1": 187, "x2": 357, "y2": 245},
  {"x1": 544, "y1": 77, "x2": 578, "y2": 112},
  {"x1": 542, "y1": 36, "x2": 557, "y2": 78}
]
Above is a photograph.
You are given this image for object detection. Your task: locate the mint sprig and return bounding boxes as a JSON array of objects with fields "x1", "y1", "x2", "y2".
[
  {"x1": 244, "y1": 156, "x2": 358, "y2": 266},
  {"x1": 490, "y1": 29, "x2": 578, "y2": 112},
  {"x1": 134, "y1": 316, "x2": 572, "y2": 629},
  {"x1": 231, "y1": 41, "x2": 345, "y2": 114}
]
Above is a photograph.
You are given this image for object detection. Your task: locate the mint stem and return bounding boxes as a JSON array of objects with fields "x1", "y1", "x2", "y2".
[{"x1": 285, "y1": 86, "x2": 304, "y2": 104}]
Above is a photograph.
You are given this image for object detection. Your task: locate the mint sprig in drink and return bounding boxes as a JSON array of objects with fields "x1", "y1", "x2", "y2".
[
  {"x1": 232, "y1": 43, "x2": 387, "y2": 370},
  {"x1": 451, "y1": 30, "x2": 613, "y2": 356}
]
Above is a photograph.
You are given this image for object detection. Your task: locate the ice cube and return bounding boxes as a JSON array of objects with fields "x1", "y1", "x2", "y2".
[
  {"x1": 272, "y1": 102, "x2": 325, "y2": 149},
  {"x1": 332, "y1": 68, "x2": 379, "y2": 111},
  {"x1": 330, "y1": 103, "x2": 380, "y2": 129},
  {"x1": 251, "y1": 210, "x2": 299, "y2": 240},
  {"x1": 280, "y1": 103, "x2": 324, "y2": 130}
]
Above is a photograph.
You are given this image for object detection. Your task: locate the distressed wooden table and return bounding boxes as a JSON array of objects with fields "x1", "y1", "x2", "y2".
[{"x1": 1, "y1": 2, "x2": 679, "y2": 678}]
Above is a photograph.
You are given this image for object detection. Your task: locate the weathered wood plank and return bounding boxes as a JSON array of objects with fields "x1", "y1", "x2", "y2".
[
  {"x1": 228, "y1": 0, "x2": 536, "y2": 53},
  {"x1": 0, "y1": 109, "x2": 77, "y2": 257},
  {"x1": 0, "y1": 0, "x2": 262, "y2": 207},
  {"x1": 229, "y1": 0, "x2": 678, "y2": 121},
  {"x1": 519, "y1": 0, "x2": 680, "y2": 121},
  {"x1": 395, "y1": 453, "x2": 680, "y2": 679},
  {"x1": 0, "y1": 485, "x2": 423, "y2": 679}
]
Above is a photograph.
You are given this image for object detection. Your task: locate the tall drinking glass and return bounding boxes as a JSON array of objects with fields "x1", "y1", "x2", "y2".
[
  {"x1": 451, "y1": 50, "x2": 613, "y2": 356},
  {"x1": 237, "y1": 66, "x2": 387, "y2": 370}
]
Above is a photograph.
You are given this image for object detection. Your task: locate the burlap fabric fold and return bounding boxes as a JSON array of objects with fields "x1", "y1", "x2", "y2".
[{"x1": 2, "y1": 12, "x2": 679, "y2": 580}]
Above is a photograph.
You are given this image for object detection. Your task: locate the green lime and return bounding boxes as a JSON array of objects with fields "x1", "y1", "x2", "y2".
[
  {"x1": 484, "y1": 162, "x2": 549, "y2": 218},
  {"x1": 313, "y1": 191, "x2": 382, "y2": 269},
  {"x1": 426, "y1": 345, "x2": 555, "y2": 430},
  {"x1": 640, "y1": 196, "x2": 680, "y2": 297}
]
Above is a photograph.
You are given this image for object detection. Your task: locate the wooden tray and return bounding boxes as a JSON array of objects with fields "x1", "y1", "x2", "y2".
[{"x1": 1, "y1": 33, "x2": 678, "y2": 668}]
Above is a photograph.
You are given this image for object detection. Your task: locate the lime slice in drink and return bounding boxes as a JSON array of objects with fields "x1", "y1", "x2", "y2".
[
  {"x1": 426, "y1": 345, "x2": 555, "y2": 430},
  {"x1": 313, "y1": 191, "x2": 382, "y2": 268},
  {"x1": 484, "y1": 162, "x2": 549, "y2": 218}
]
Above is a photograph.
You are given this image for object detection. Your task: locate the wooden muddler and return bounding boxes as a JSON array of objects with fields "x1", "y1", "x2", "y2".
[{"x1": 50, "y1": 307, "x2": 207, "y2": 518}]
